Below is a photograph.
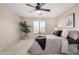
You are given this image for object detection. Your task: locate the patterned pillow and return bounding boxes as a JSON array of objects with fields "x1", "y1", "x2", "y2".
[{"x1": 68, "y1": 31, "x2": 79, "y2": 40}]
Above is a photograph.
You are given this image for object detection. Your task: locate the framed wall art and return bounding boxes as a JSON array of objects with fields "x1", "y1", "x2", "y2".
[{"x1": 66, "y1": 13, "x2": 75, "y2": 27}]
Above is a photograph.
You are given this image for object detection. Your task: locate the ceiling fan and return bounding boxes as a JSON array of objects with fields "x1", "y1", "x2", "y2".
[{"x1": 26, "y1": 3, "x2": 50, "y2": 12}]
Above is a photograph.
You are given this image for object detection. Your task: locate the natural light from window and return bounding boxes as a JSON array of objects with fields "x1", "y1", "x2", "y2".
[{"x1": 33, "y1": 20, "x2": 45, "y2": 33}]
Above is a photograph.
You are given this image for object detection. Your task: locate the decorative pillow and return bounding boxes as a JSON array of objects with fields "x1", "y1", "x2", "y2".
[
  {"x1": 77, "y1": 35, "x2": 79, "y2": 40},
  {"x1": 61, "y1": 30, "x2": 69, "y2": 38},
  {"x1": 68, "y1": 31, "x2": 79, "y2": 40},
  {"x1": 53, "y1": 30, "x2": 62, "y2": 37}
]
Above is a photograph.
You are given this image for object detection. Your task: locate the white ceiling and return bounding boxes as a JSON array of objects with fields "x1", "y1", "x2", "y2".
[{"x1": 4, "y1": 3, "x2": 75, "y2": 18}]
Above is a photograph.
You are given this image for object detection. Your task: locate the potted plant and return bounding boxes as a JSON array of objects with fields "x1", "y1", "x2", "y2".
[{"x1": 19, "y1": 21, "x2": 31, "y2": 39}]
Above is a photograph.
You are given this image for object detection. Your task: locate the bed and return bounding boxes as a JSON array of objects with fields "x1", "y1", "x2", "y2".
[{"x1": 28, "y1": 35, "x2": 68, "y2": 55}]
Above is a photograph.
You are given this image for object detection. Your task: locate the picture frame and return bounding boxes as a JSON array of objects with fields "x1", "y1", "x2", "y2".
[{"x1": 66, "y1": 13, "x2": 75, "y2": 27}]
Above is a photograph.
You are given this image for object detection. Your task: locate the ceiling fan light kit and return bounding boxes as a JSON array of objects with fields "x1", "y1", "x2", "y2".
[{"x1": 36, "y1": 10, "x2": 41, "y2": 13}]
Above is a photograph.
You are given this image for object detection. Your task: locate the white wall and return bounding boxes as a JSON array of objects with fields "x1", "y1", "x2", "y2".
[
  {"x1": 56, "y1": 4, "x2": 79, "y2": 30},
  {"x1": 0, "y1": 4, "x2": 21, "y2": 50}
]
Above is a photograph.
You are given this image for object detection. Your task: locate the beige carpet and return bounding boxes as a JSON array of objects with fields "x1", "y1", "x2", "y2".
[{"x1": 0, "y1": 38, "x2": 34, "y2": 55}]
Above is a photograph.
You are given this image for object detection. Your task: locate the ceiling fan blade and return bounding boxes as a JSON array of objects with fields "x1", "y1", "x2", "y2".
[
  {"x1": 40, "y1": 3, "x2": 46, "y2": 6},
  {"x1": 26, "y1": 4, "x2": 35, "y2": 8},
  {"x1": 40, "y1": 8, "x2": 50, "y2": 12}
]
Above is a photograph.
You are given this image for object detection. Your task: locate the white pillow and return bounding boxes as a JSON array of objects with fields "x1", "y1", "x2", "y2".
[{"x1": 61, "y1": 30, "x2": 69, "y2": 38}]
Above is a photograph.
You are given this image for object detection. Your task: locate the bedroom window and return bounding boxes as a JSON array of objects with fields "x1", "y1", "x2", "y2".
[{"x1": 33, "y1": 20, "x2": 45, "y2": 33}]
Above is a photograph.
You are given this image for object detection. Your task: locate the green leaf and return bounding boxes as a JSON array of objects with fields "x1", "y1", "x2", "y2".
[{"x1": 19, "y1": 21, "x2": 31, "y2": 34}]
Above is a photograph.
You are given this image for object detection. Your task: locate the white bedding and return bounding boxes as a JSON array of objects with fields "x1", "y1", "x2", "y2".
[
  {"x1": 28, "y1": 35, "x2": 68, "y2": 55},
  {"x1": 46, "y1": 35, "x2": 68, "y2": 53}
]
